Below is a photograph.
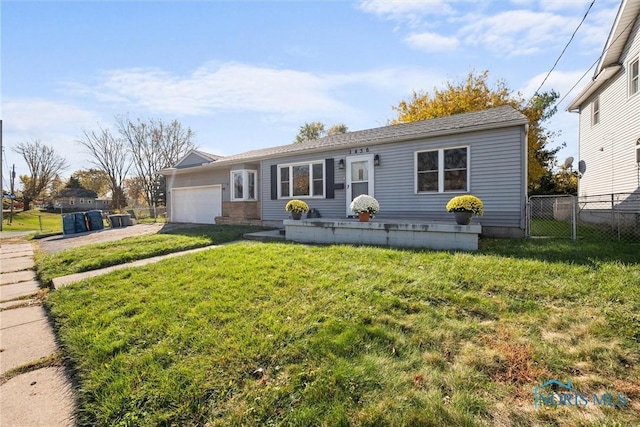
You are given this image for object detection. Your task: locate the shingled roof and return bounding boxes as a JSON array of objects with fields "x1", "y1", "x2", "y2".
[
  {"x1": 164, "y1": 105, "x2": 527, "y2": 172},
  {"x1": 193, "y1": 150, "x2": 223, "y2": 162}
]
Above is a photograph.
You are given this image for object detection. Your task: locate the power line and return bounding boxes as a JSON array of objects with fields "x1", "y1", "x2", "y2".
[
  {"x1": 528, "y1": 0, "x2": 596, "y2": 104},
  {"x1": 555, "y1": 59, "x2": 599, "y2": 107},
  {"x1": 555, "y1": 14, "x2": 638, "y2": 108}
]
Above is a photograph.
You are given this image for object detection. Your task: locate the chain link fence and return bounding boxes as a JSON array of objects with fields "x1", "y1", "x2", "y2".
[
  {"x1": 102, "y1": 207, "x2": 168, "y2": 224},
  {"x1": 527, "y1": 193, "x2": 640, "y2": 242}
]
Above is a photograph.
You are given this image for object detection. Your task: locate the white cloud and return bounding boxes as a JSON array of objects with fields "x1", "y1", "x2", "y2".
[
  {"x1": 405, "y1": 31, "x2": 460, "y2": 52},
  {"x1": 358, "y1": 0, "x2": 455, "y2": 16},
  {"x1": 519, "y1": 70, "x2": 591, "y2": 100},
  {"x1": 460, "y1": 10, "x2": 576, "y2": 55},
  {"x1": 70, "y1": 62, "x2": 350, "y2": 117},
  {"x1": 538, "y1": 0, "x2": 597, "y2": 12},
  {"x1": 361, "y1": 0, "x2": 618, "y2": 58},
  {"x1": 358, "y1": 0, "x2": 455, "y2": 25},
  {"x1": 66, "y1": 62, "x2": 443, "y2": 122},
  {"x1": 3, "y1": 99, "x2": 100, "y2": 133},
  {"x1": 2, "y1": 99, "x2": 105, "y2": 177},
  {"x1": 577, "y1": 6, "x2": 619, "y2": 53}
]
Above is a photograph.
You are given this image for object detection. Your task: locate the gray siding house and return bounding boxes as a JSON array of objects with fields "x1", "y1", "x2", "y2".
[
  {"x1": 160, "y1": 106, "x2": 529, "y2": 237},
  {"x1": 567, "y1": 0, "x2": 640, "y2": 197}
]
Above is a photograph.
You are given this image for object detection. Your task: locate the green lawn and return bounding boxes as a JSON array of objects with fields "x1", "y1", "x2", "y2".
[
  {"x1": 44, "y1": 239, "x2": 640, "y2": 426},
  {"x1": 35, "y1": 225, "x2": 267, "y2": 286},
  {"x1": 2, "y1": 210, "x2": 62, "y2": 233}
]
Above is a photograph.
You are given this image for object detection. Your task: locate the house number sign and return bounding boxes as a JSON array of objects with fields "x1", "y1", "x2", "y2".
[{"x1": 348, "y1": 147, "x2": 370, "y2": 154}]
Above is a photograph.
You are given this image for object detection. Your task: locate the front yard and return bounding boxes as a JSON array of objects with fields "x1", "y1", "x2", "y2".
[{"x1": 43, "y1": 236, "x2": 639, "y2": 426}]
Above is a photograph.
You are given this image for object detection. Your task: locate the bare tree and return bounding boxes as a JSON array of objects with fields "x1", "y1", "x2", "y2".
[
  {"x1": 12, "y1": 139, "x2": 68, "y2": 210},
  {"x1": 77, "y1": 127, "x2": 131, "y2": 209},
  {"x1": 116, "y1": 117, "x2": 196, "y2": 206}
]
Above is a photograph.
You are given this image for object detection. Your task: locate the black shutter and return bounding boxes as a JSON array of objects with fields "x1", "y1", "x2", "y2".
[
  {"x1": 326, "y1": 158, "x2": 335, "y2": 199},
  {"x1": 270, "y1": 165, "x2": 278, "y2": 200}
]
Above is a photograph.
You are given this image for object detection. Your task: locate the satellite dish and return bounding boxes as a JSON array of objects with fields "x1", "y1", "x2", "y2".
[
  {"x1": 578, "y1": 160, "x2": 586, "y2": 174},
  {"x1": 563, "y1": 156, "x2": 574, "y2": 169}
]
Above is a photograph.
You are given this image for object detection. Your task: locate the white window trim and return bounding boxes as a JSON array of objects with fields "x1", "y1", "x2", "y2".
[
  {"x1": 278, "y1": 160, "x2": 325, "y2": 199},
  {"x1": 629, "y1": 57, "x2": 639, "y2": 97},
  {"x1": 230, "y1": 169, "x2": 258, "y2": 201},
  {"x1": 414, "y1": 146, "x2": 470, "y2": 194},
  {"x1": 592, "y1": 96, "x2": 600, "y2": 126}
]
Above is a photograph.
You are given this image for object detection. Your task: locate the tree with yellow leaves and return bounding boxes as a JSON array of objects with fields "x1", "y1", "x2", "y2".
[{"x1": 392, "y1": 70, "x2": 562, "y2": 194}]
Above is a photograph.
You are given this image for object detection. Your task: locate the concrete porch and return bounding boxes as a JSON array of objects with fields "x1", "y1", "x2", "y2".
[{"x1": 283, "y1": 218, "x2": 482, "y2": 250}]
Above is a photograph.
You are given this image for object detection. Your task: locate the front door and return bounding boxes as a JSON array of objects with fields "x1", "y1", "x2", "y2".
[{"x1": 346, "y1": 154, "x2": 375, "y2": 216}]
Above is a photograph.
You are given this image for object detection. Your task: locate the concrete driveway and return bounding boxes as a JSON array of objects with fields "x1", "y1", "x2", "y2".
[{"x1": 37, "y1": 222, "x2": 198, "y2": 254}]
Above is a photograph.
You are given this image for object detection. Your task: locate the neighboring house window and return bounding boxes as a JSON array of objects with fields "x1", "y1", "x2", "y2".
[
  {"x1": 630, "y1": 57, "x2": 639, "y2": 96},
  {"x1": 69, "y1": 199, "x2": 75, "y2": 205},
  {"x1": 230, "y1": 170, "x2": 257, "y2": 201},
  {"x1": 592, "y1": 96, "x2": 600, "y2": 125},
  {"x1": 279, "y1": 161, "x2": 324, "y2": 198},
  {"x1": 80, "y1": 199, "x2": 84, "y2": 204},
  {"x1": 416, "y1": 147, "x2": 469, "y2": 193}
]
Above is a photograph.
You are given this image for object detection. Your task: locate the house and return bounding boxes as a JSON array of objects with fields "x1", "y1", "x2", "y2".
[
  {"x1": 51, "y1": 188, "x2": 104, "y2": 212},
  {"x1": 160, "y1": 106, "x2": 529, "y2": 238},
  {"x1": 567, "y1": 0, "x2": 640, "y2": 197}
]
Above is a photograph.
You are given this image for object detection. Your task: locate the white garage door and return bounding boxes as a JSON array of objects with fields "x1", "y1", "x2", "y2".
[{"x1": 171, "y1": 185, "x2": 222, "y2": 224}]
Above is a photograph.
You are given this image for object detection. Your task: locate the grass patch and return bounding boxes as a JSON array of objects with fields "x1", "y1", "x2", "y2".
[
  {"x1": 35, "y1": 225, "x2": 267, "y2": 286},
  {"x1": 45, "y1": 239, "x2": 640, "y2": 426},
  {"x1": 2, "y1": 210, "x2": 62, "y2": 233},
  {"x1": 0, "y1": 352, "x2": 65, "y2": 385}
]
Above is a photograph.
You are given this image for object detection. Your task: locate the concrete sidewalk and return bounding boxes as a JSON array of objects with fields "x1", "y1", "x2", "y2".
[
  {"x1": 52, "y1": 244, "x2": 220, "y2": 289},
  {"x1": 1, "y1": 241, "x2": 76, "y2": 427}
]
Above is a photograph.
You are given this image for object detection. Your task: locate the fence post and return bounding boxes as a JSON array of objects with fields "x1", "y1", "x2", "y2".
[
  {"x1": 571, "y1": 196, "x2": 577, "y2": 240},
  {"x1": 525, "y1": 200, "x2": 530, "y2": 237},
  {"x1": 611, "y1": 193, "x2": 615, "y2": 233}
]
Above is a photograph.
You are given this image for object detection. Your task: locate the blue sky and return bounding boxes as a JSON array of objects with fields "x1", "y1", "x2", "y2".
[{"x1": 1, "y1": 0, "x2": 621, "y2": 185}]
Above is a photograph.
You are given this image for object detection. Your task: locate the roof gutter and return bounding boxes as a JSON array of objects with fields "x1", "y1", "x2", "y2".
[{"x1": 567, "y1": 65, "x2": 622, "y2": 112}]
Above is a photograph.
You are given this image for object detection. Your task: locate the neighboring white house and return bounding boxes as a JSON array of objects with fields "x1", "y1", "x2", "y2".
[
  {"x1": 160, "y1": 106, "x2": 530, "y2": 237},
  {"x1": 567, "y1": 0, "x2": 640, "y2": 197}
]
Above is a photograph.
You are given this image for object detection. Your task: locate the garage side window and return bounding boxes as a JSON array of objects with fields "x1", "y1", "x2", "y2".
[{"x1": 230, "y1": 170, "x2": 257, "y2": 201}]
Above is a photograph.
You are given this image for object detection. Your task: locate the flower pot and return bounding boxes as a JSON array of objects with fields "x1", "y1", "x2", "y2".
[
  {"x1": 454, "y1": 211, "x2": 472, "y2": 225},
  {"x1": 291, "y1": 212, "x2": 302, "y2": 220},
  {"x1": 358, "y1": 212, "x2": 371, "y2": 222}
]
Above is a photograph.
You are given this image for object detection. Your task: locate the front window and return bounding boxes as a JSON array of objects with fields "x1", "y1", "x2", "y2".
[
  {"x1": 279, "y1": 161, "x2": 324, "y2": 198},
  {"x1": 417, "y1": 151, "x2": 438, "y2": 192},
  {"x1": 444, "y1": 148, "x2": 467, "y2": 191},
  {"x1": 293, "y1": 165, "x2": 310, "y2": 196},
  {"x1": 416, "y1": 147, "x2": 469, "y2": 193},
  {"x1": 230, "y1": 170, "x2": 257, "y2": 201},
  {"x1": 630, "y1": 57, "x2": 639, "y2": 96}
]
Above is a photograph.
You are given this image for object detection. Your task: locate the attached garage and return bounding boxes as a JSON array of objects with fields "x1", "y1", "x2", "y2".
[{"x1": 171, "y1": 185, "x2": 222, "y2": 224}]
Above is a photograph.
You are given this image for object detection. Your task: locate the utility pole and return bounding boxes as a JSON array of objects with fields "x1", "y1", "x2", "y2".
[{"x1": 9, "y1": 164, "x2": 15, "y2": 224}]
